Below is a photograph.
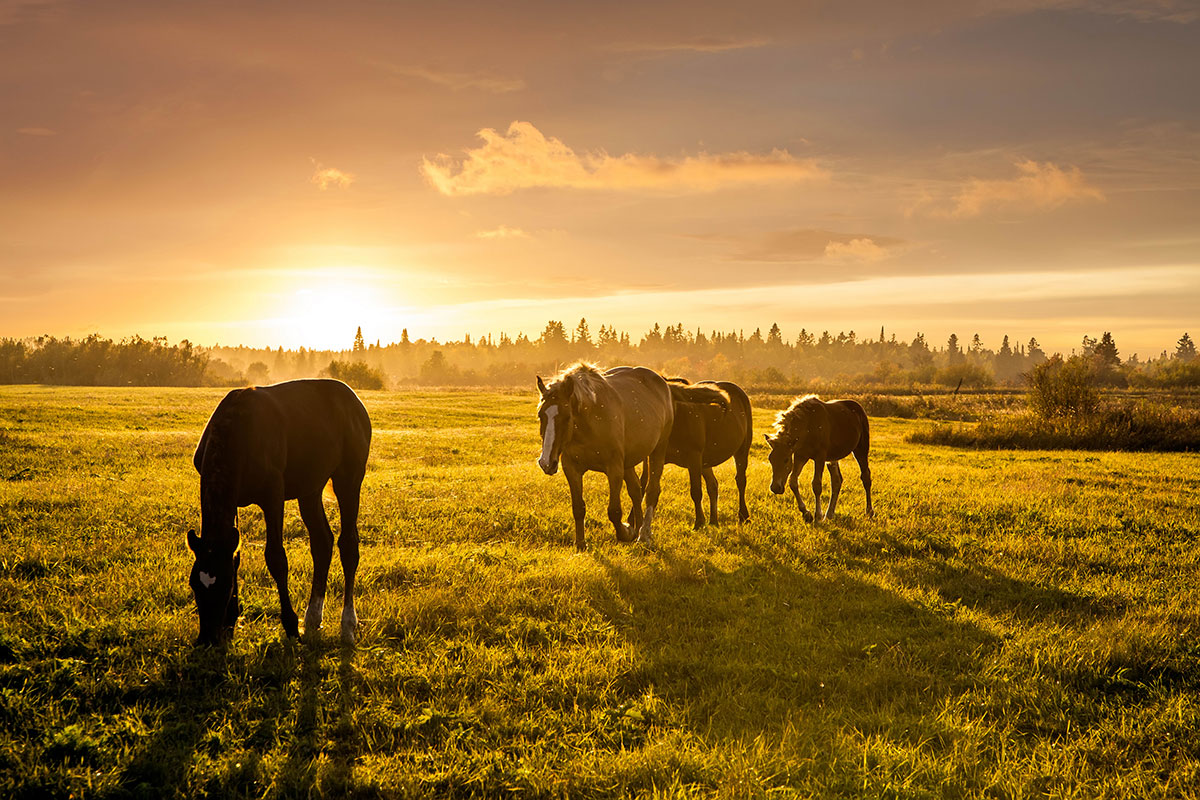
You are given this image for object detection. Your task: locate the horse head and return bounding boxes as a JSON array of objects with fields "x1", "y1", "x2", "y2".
[
  {"x1": 763, "y1": 432, "x2": 796, "y2": 494},
  {"x1": 186, "y1": 528, "x2": 242, "y2": 646},
  {"x1": 535, "y1": 374, "x2": 576, "y2": 475}
]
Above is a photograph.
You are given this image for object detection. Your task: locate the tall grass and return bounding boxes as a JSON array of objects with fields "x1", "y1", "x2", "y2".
[{"x1": 2, "y1": 386, "x2": 1200, "y2": 797}]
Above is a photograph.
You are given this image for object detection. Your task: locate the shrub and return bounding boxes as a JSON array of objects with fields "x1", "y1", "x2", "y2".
[
  {"x1": 1027, "y1": 355, "x2": 1098, "y2": 419},
  {"x1": 909, "y1": 400, "x2": 1200, "y2": 452},
  {"x1": 325, "y1": 359, "x2": 387, "y2": 390}
]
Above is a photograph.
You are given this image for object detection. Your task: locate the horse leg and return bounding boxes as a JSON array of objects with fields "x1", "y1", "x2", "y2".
[
  {"x1": 332, "y1": 472, "x2": 363, "y2": 644},
  {"x1": 788, "y1": 459, "x2": 813, "y2": 523},
  {"x1": 811, "y1": 459, "x2": 825, "y2": 523},
  {"x1": 607, "y1": 465, "x2": 634, "y2": 543},
  {"x1": 688, "y1": 460, "x2": 706, "y2": 529},
  {"x1": 564, "y1": 459, "x2": 587, "y2": 551},
  {"x1": 854, "y1": 448, "x2": 874, "y2": 518},
  {"x1": 733, "y1": 450, "x2": 749, "y2": 524},
  {"x1": 639, "y1": 444, "x2": 668, "y2": 545},
  {"x1": 826, "y1": 461, "x2": 844, "y2": 518},
  {"x1": 627, "y1": 460, "x2": 647, "y2": 533},
  {"x1": 261, "y1": 488, "x2": 299, "y2": 638},
  {"x1": 703, "y1": 466, "x2": 720, "y2": 526},
  {"x1": 298, "y1": 490, "x2": 334, "y2": 640}
]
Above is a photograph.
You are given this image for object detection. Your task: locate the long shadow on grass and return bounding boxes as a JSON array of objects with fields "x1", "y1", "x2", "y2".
[
  {"x1": 593, "y1": 541, "x2": 998, "y2": 741},
  {"x1": 274, "y1": 643, "x2": 362, "y2": 797},
  {"x1": 114, "y1": 638, "x2": 299, "y2": 797}
]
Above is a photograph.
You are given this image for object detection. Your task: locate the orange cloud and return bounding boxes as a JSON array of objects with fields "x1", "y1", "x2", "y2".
[
  {"x1": 422, "y1": 121, "x2": 826, "y2": 196},
  {"x1": 824, "y1": 237, "x2": 888, "y2": 261},
  {"x1": 609, "y1": 36, "x2": 769, "y2": 53},
  {"x1": 474, "y1": 225, "x2": 530, "y2": 239},
  {"x1": 951, "y1": 160, "x2": 1104, "y2": 217},
  {"x1": 311, "y1": 163, "x2": 354, "y2": 190},
  {"x1": 381, "y1": 64, "x2": 525, "y2": 94},
  {"x1": 17, "y1": 126, "x2": 56, "y2": 136}
]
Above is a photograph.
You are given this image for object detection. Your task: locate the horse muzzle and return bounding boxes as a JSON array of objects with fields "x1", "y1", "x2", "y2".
[
  {"x1": 538, "y1": 457, "x2": 559, "y2": 475},
  {"x1": 770, "y1": 482, "x2": 785, "y2": 495}
]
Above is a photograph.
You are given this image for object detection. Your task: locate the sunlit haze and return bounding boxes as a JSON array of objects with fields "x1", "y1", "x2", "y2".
[{"x1": 3, "y1": 1, "x2": 1198, "y2": 356}]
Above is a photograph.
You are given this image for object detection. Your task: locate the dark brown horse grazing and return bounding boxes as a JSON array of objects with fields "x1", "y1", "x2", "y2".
[
  {"x1": 536, "y1": 364, "x2": 673, "y2": 550},
  {"x1": 188, "y1": 379, "x2": 371, "y2": 645},
  {"x1": 661, "y1": 378, "x2": 753, "y2": 528},
  {"x1": 764, "y1": 394, "x2": 873, "y2": 523}
]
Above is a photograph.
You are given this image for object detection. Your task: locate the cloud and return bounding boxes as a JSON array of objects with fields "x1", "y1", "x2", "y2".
[
  {"x1": 696, "y1": 228, "x2": 903, "y2": 262},
  {"x1": 422, "y1": 121, "x2": 825, "y2": 196},
  {"x1": 474, "y1": 225, "x2": 530, "y2": 239},
  {"x1": 16, "y1": 126, "x2": 56, "y2": 136},
  {"x1": 381, "y1": 64, "x2": 525, "y2": 94},
  {"x1": 310, "y1": 163, "x2": 354, "y2": 190},
  {"x1": 608, "y1": 36, "x2": 769, "y2": 54},
  {"x1": 824, "y1": 238, "x2": 889, "y2": 261},
  {"x1": 951, "y1": 160, "x2": 1104, "y2": 217}
]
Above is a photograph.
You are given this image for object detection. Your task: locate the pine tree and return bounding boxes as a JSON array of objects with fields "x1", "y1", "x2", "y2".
[
  {"x1": 1094, "y1": 332, "x2": 1119, "y2": 368},
  {"x1": 353, "y1": 326, "x2": 365, "y2": 355},
  {"x1": 1176, "y1": 332, "x2": 1196, "y2": 362}
]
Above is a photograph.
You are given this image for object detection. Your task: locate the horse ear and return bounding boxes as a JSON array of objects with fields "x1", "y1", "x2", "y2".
[
  {"x1": 187, "y1": 529, "x2": 200, "y2": 553},
  {"x1": 536, "y1": 376, "x2": 547, "y2": 396}
]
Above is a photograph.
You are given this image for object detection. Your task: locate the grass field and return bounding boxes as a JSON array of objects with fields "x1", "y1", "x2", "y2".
[{"x1": 2, "y1": 385, "x2": 1200, "y2": 799}]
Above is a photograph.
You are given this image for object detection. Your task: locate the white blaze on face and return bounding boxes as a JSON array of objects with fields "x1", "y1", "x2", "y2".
[
  {"x1": 539, "y1": 405, "x2": 559, "y2": 469},
  {"x1": 198, "y1": 571, "x2": 216, "y2": 589}
]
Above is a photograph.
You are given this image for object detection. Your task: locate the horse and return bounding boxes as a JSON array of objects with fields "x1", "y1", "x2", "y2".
[
  {"x1": 535, "y1": 363, "x2": 673, "y2": 550},
  {"x1": 764, "y1": 394, "x2": 873, "y2": 523},
  {"x1": 187, "y1": 379, "x2": 372, "y2": 645},
  {"x1": 660, "y1": 378, "x2": 753, "y2": 528}
]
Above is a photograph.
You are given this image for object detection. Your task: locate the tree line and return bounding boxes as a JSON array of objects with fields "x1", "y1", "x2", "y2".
[{"x1": 1, "y1": 325, "x2": 1196, "y2": 389}]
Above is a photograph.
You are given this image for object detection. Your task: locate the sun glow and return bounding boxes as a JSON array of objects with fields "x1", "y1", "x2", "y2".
[{"x1": 271, "y1": 273, "x2": 396, "y2": 351}]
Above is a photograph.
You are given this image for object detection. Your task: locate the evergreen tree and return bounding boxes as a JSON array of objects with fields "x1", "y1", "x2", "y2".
[
  {"x1": 574, "y1": 318, "x2": 592, "y2": 347},
  {"x1": 353, "y1": 326, "x2": 365, "y2": 355},
  {"x1": 1176, "y1": 332, "x2": 1196, "y2": 362},
  {"x1": 1094, "y1": 332, "x2": 1119, "y2": 368},
  {"x1": 767, "y1": 323, "x2": 783, "y2": 347}
]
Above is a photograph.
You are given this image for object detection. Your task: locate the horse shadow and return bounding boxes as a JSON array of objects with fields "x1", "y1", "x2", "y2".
[
  {"x1": 590, "y1": 539, "x2": 999, "y2": 743},
  {"x1": 113, "y1": 637, "x2": 360, "y2": 798}
]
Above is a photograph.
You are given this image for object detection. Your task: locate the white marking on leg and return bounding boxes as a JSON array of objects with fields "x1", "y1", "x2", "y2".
[
  {"x1": 304, "y1": 597, "x2": 324, "y2": 636},
  {"x1": 341, "y1": 600, "x2": 358, "y2": 644},
  {"x1": 198, "y1": 571, "x2": 215, "y2": 588},
  {"x1": 640, "y1": 504, "x2": 656, "y2": 543},
  {"x1": 537, "y1": 406, "x2": 559, "y2": 472}
]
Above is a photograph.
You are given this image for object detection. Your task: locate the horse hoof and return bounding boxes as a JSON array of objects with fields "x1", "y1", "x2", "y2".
[{"x1": 802, "y1": 511, "x2": 814, "y2": 523}]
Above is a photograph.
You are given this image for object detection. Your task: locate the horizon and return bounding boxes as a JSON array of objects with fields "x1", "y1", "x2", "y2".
[{"x1": 3, "y1": 2, "x2": 1197, "y2": 360}]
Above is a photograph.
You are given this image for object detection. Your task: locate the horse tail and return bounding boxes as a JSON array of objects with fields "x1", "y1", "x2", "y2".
[
  {"x1": 849, "y1": 399, "x2": 871, "y2": 457},
  {"x1": 668, "y1": 382, "x2": 730, "y2": 409}
]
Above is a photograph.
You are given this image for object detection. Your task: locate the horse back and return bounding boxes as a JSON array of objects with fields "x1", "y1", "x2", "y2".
[
  {"x1": 602, "y1": 366, "x2": 674, "y2": 467},
  {"x1": 196, "y1": 379, "x2": 371, "y2": 504},
  {"x1": 825, "y1": 399, "x2": 869, "y2": 460}
]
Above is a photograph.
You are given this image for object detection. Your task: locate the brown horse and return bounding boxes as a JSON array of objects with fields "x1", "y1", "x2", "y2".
[
  {"x1": 661, "y1": 378, "x2": 753, "y2": 528},
  {"x1": 764, "y1": 394, "x2": 873, "y2": 523},
  {"x1": 188, "y1": 379, "x2": 371, "y2": 645},
  {"x1": 536, "y1": 363, "x2": 673, "y2": 550}
]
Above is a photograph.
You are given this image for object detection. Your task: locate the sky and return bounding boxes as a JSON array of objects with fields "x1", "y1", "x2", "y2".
[{"x1": 2, "y1": 0, "x2": 1198, "y2": 356}]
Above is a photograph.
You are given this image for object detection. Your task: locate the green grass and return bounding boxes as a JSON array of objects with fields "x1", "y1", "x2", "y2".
[{"x1": 2, "y1": 386, "x2": 1200, "y2": 798}]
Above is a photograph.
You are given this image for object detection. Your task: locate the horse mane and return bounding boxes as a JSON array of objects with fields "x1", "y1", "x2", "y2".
[
  {"x1": 547, "y1": 362, "x2": 606, "y2": 408},
  {"x1": 772, "y1": 394, "x2": 823, "y2": 441}
]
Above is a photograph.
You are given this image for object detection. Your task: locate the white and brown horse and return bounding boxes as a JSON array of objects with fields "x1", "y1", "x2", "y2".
[
  {"x1": 536, "y1": 364, "x2": 673, "y2": 550},
  {"x1": 765, "y1": 394, "x2": 873, "y2": 523},
  {"x1": 188, "y1": 379, "x2": 371, "y2": 645}
]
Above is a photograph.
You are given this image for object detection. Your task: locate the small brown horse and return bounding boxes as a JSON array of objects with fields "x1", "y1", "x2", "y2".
[
  {"x1": 536, "y1": 364, "x2": 673, "y2": 550},
  {"x1": 661, "y1": 378, "x2": 753, "y2": 528},
  {"x1": 188, "y1": 379, "x2": 371, "y2": 645},
  {"x1": 764, "y1": 394, "x2": 873, "y2": 522}
]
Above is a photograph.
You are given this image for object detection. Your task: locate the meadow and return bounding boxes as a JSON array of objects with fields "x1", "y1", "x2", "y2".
[{"x1": 2, "y1": 385, "x2": 1200, "y2": 799}]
